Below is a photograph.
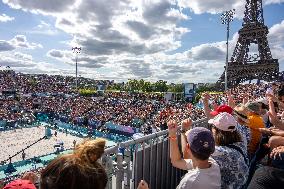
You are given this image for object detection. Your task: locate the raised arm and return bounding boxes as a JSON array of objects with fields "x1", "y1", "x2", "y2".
[
  {"x1": 268, "y1": 112, "x2": 284, "y2": 130},
  {"x1": 242, "y1": 93, "x2": 249, "y2": 105},
  {"x1": 227, "y1": 90, "x2": 236, "y2": 108},
  {"x1": 202, "y1": 93, "x2": 213, "y2": 119},
  {"x1": 267, "y1": 93, "x2": 284, "y2": 109},
  {"x1": 180, "y1": 118, "x2": 192, "y2": 159},
  {"x1": 168, "y1": 120, "x2": 187, "y2": 170},
  {"x1": 268, "y1": 96, "x2": 277, "y2": 118}
]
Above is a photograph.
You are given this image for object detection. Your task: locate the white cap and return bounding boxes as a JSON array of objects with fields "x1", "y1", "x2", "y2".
[{"x1": 208, "y1": 112, "x2": 237, "y2": 132}]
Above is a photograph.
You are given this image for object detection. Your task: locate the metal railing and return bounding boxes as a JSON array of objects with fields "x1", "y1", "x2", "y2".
[{"x1": 101, "y1": 118, "x2": 208, "y2": 189}]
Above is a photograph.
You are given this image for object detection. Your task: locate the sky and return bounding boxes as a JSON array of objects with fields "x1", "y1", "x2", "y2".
[{"x1": 0, "y1": 0, "x2": 283, "y2": 83}]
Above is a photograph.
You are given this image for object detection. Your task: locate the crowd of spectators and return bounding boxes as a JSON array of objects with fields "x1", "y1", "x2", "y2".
[
  {"x1": 0, "y1": 70, "x2": 205, "y2": 135},
  {"x1": 163, "y1": 81, "x2": 284, "y2": 189},
  {"x1": 2, "y1": 69, "x2": 284, "y2": 188},
  {"x1": 134, "y1": 81, "x2": 284, "y2": 189},
  {"x1": 0, "y1": 69, "x2": 112, "y2": 94}
]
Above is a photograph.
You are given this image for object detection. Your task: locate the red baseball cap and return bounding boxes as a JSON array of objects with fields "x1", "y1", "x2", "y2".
[
  {"x1": 3, "y1": 179, "x2": 36, "y2": 189},
  {"x1": 210, "y1": 105, "x2": 233, "y2": 117}
]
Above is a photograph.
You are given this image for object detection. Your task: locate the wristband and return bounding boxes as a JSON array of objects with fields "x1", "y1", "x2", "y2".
[{"x1": 168, "y1": 136, "x2": 177, "y2": 141}]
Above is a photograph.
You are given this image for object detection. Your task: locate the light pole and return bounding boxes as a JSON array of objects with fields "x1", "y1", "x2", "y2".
[
  {"x1": 221, "y1": 9, "x2": 235, "y2": 91},
  {"x1": 72, "y1": 47, "x2": 81, "y2": 91}
]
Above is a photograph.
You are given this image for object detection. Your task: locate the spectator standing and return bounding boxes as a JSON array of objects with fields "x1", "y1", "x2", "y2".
[
  {"x1": 209, "y1": 112, "x2": 249, "y2": 189},
  {"x1": 168, "y1": 120, "x2": 221, "y2": 189}
]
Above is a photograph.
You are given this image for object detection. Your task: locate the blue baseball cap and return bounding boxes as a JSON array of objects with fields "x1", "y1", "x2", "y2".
[{"x1": 187, "y1": 127, "x2": 215, "y2": 157}]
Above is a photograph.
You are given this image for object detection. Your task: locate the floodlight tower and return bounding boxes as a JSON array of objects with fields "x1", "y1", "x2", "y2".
[
  {"x1": 221, "y1": 9, "x2": 235, "y2": 91},
  {"x1": 72, "y1": 47, "x2": 81, "y2": 91}
]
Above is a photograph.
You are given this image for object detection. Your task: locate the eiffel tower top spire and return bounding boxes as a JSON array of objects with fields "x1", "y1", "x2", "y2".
[{"x1": 243, "y1": 0, "x2": 264, "y2": 25}]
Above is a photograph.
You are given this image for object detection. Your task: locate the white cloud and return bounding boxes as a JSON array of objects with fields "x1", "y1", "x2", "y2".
[
  {"x1": 177, "y1": 0, "x2": 245, "y2": 18},
  {"x1": 188, "y1": 43, "x2": 226, "y2": 61},
  {"x1": 0, "y1": 13, "x2": 14, "y2": 22},
  {"x1": 0, "y1": 35, "x2": 43, "y2": 53},
  {"x1": 0, "y1": 0, "x2": 192, "y2": 82},
  {"x1": 177, "y1": 0, "x2": 284, "y2": 18},
  {"x1": 42, "y1": 19, "x2": 284, "y2": 83},
  {"x1": 129, "y1": 19, "x2": 284, "y2": 83},
  {"x1": 0, "y1": 40, "x2": 15, "y2": 51},
  {"x1": 0, "y1": 51, "x2": 35, "y2": 67},
  {"x1": 47, "y1": 49, "x2": 108, "y2": 69},
  {"x1": 36, "y1": 20, "x2": 50, "y2": 29},
  {"x1": 268, "y1": 20, "x2": 284, "y2": 64},
  {"x1": 0, "y1": 50, "x2": 75, "y2": 76},
  {"x1": 29, "y1": 20, "x2": 58, "y2": 35},
  {"x1": 3, "y1": 0, "x2": 76, "y2": 14},
  {"x1": 268, "y1": 20, "x2": 284, "y2": 47},
  {"x1": 47, "y1": 49, "x2": 65, "y2": 58},
  {"x1": 14, "y1": 52, "x2": 33, "y2": 61},
  {"x1": 2, "y1": 0, "x2": 283, "y2": 83},
  {"x1": 10, "y1": 35, "x2": 43, "y2": 49},
  {"x1": 264, "y1": 0, "x2": 284, "y2": 5},
  {"x1": 3, "y1": 0, "x2": 190, "y2": 56}
]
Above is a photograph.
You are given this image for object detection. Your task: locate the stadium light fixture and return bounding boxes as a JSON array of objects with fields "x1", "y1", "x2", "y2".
[
  {"x1": 72, "y1": 47, "x2": 81, "y2": 91},
  {"x1": 221, "y1": 9, "x2": 235, "y2": 91}
]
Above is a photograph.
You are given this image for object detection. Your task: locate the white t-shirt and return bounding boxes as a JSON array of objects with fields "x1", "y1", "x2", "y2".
[{"x1": 176, "y1": 158, "x2": 221, "y2": 189}]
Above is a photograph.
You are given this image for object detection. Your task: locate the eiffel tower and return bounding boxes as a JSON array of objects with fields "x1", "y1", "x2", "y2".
[{"x1": 217, "y1": 0, "x2": 279, "y2": 88}]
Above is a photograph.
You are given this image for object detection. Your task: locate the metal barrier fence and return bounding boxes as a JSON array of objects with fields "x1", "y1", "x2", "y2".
[{"x1": 101, "y1": 118, "x2": 208, "y2": 189}]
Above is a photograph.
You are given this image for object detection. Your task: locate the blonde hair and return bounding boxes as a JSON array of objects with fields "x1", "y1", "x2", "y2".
[
  {"x1": 74, "y1": 138, "x2": 106, "y2": 165},
  {"x1": 40, "y1": 138, "x2": 107, "y2": 189}
]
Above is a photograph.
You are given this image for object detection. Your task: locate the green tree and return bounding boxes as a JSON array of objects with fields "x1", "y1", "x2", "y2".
[
  {"x1": 142, "y1": 81, "x2": 153, "y2": 92},
  {"x1": 138, "y1": 79, "x2": 145, "y2": 91},
  {"x1": 107, "y1": 83, "x2": 122, "y2": 91},
  {"x1": 154, "y1": 80, "x2": 168, "y2": 92},
  {"x1": 196, "y1": 85, "x2": 215, "y2": 93},
  {"x1": 168, "y1": 83, "x2": 183, "y2": 93},
  {"x1": 126, "y1": 79, "x2": 139, "y2": 91}
]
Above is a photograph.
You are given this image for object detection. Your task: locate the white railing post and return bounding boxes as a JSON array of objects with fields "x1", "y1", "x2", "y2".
[
  {"x1": 124, "y1": 148, "x2": 132, "y2": 189},
  {"x1": 116, "y1": 153, "x2": 124, "y2": 189}
]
